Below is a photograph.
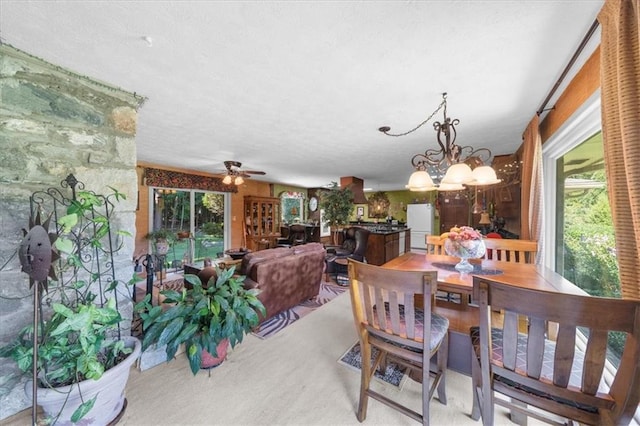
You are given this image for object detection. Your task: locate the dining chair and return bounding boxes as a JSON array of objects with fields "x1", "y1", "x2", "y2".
[
  {"x1": 426, "y1": 235, "x2": 446, "y2": 255},
  {"x1": 470, "y1": 276, "x2": 640, "y2": 426},
  {"x1": 347, "y1": 259, "x2": 449, "y2": 425},
  {"x1": 481, "y1": 238, "x2": 538, "y2": 264}
]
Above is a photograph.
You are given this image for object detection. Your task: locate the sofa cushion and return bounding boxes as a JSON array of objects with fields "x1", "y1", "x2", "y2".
[
  {"x1": 292, "y1": 242, "x2": 324, "y2": 255},
  {"x1": 240, "y1": 247, "x2": 293, "y2": 280}
]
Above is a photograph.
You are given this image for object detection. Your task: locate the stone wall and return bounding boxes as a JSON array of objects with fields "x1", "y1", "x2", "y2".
[{"x1": 0, "y1": 44, "x2": 144, "y2": 420}]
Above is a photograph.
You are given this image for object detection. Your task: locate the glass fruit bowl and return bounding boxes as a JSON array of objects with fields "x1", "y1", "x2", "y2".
[{"x1": 444, "y1": 237, "x2": 486, "y2": 273}]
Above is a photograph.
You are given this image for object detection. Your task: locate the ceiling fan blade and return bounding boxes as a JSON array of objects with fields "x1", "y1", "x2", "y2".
[{"x1": 244, "y1": 170, "x2": 266, "y2": 175}]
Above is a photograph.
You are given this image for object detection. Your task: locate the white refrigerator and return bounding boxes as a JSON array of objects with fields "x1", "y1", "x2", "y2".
[{"x1": 406, "y1": 203, "x2": 435, "y2": 252}]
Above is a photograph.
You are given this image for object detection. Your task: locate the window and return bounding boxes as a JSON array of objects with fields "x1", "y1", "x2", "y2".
[
  {"x1": 149, "y1": 187, "x2": 230, "y2": 270},
  {"x1": 280, "y1": 191, "x2": 305, "y2": 224},
  {"x1": 543, "y1": 91, "x2": 623, "y2": 367}
]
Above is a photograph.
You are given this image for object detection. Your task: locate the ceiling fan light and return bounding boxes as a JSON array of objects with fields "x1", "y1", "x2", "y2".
[
  {"x1": 406, "y1": 170, "x2": 436, "y2": 191},
  {"x1": 441, "y1": 163, "x2": 473, "y2": 184},
  {"x1": 234, "y1": 176, "x2": 244, "y2": 185},
  {"x1": 222, "y1": 175, "x2": 232, "y2": 185},
  {"x1": 466, "y1": 165, "x2": 502, "y2": 186}
]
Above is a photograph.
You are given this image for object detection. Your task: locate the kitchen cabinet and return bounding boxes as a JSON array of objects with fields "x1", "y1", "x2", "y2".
[{"x1": 365, "y1": 229, "x2": 410, "y2": 266}]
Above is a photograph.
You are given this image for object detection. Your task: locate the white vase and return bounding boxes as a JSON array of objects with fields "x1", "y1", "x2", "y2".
[{"x1": 25, "y1": 336, "x2": 141, "y2": 425}]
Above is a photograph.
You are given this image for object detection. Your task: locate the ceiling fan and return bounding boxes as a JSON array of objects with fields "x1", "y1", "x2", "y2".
[{"x1": 221, "y1": 161, "x2": 266, "y2": 185}]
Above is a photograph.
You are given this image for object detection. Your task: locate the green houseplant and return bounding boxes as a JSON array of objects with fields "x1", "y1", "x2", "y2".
[
  {"x1": 144, "y1": 228, "x2": 176, "y2": 255},
  {"x1": 135, "y1": 266, "x2": 265, "y2": 375},
  {"x1": 0, "y1": 178, "x2": 141, "y2": 425},
  {"x1": 320, "y1": 182, "x2": 354, "y2": 244}
]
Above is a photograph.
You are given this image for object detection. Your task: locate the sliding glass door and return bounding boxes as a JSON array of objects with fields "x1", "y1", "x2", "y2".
[
  {"x1": 149, "y1": 187, "x2": 229, "y2": 270},
  {"x1": 543, "y1": 93, "x2": 623, "y2": 367}
]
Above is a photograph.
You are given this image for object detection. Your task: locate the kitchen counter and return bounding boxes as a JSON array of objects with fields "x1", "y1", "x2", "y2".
[
  {"x1": 349, "y1": 222, "x2": 408, "y2": 234},
  {"x1": 364, "y1": 228, "x2": 410, "y2": 265}
]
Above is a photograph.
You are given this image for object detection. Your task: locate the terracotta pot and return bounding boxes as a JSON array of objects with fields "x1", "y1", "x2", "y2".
[
  {"x1": 201, "y1": 339, "x2": 229, "y2": 369},
  {"x1": 25, "y1": 336, "x2": 141, "y2": 425}
]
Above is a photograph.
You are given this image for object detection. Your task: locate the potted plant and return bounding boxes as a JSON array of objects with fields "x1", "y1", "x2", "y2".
[
  {"x1": 1, "y1": 299, "x2": 141, "y2": 424},
  {"x1": 0, "y1": 177, "x2": 141, "y2": 425},
  {"x1": 135, "y1": 266, "x2": 265, "y2": 374},
  {"x1": 320, "y1": 182, "x2": 354, "y2": 244},
  {"x1": 144, "y1": 228, "x2": 176, "y2": 255}
]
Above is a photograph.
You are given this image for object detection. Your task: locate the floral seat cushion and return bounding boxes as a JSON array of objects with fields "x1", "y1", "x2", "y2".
[{"x1": 371, "y1": 303, "x2": 449, "y2": 351}]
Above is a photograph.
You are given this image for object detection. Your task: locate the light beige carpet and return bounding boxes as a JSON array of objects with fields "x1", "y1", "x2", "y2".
[{"x1": 3, "y1": 291, "x2": 543, "y2": 426}]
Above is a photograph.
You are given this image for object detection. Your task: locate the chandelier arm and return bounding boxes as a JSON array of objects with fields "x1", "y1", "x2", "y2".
[
  {"x1": 411, "y1": 146, "x2": 449, "y2": 168},
  {"x1": 457, "y1": 146, "x2": 493, "y2": 165},
  {"x1": 378, "y1": 96, "x2": 447, "y2": 137}
]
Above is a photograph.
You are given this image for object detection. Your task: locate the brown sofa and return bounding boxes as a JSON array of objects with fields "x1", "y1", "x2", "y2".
[{"x1": 239, "y1": 242, "x2": 326, "y2": 324}]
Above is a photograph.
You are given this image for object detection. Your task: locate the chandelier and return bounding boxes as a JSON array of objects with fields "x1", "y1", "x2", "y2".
[{"x1": 379, "y1": 93, "x2": 500, "y2": 191}]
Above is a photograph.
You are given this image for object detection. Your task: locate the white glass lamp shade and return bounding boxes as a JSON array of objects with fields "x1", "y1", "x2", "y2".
[
  {"x1": 441, "y1": 163, "x2": 474, "y2": 184},
  {"x1": 405, "y1": 170, "x2": 436, "y2": 191},
  {"x1": 222, "y1": 175, "x2": 232, "y2": 185},
  {"x1": 437, "y1": 182, "x2": 465, "y2": 191},
  {"x1": 234, "y1": 175, "x2": 245, "y2": 185},
  {"x1": 467, "y1": 165, "x2": 502, "y2": 186}
]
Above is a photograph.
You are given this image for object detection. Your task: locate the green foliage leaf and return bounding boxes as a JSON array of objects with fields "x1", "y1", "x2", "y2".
[
  {"x1": 57, "y1": 213, "x2": 78, "y2": 233},
  {"x1": 158, "y1": 317, "x2": 184, "y2": 346},
  {"x1": 108, "y1": 186, "x2": 127, "y2": 200},
  {"x1": 186, "y1": 342, "x2": 202, "y2": 375},
  {"x1": 54, "y1": 237, "x2": 74, "y2": 254},
  {"x1": 71, "y1": 395, "x2": 97, "y2": 423}
]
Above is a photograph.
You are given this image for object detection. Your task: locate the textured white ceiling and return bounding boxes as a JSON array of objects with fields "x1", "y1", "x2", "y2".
[{"x1": 0, "y1": 1, "x2": 603, "y2": 191}]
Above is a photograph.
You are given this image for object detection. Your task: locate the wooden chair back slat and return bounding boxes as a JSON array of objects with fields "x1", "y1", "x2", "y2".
[
  {"x1": 582, "y1": 329, "x2": 608, "y2": 395},
  {"x1": 374, "y1": 287, "x2": 386, "y2": 331},
  {"x1": 527, "y1": 317, "x2": 546, "y2": 379},
  {"x1": 553, "y1": 324, "x2": 576, "y2": 387},
  {"x1": 473, "y1": 276, "x2": 640, "y2": 426},
  {"x1": 388, "y1": 290, "x2": 401, "y2": 336},
  {"x1": 482, "y1": 238, "x2": 538, "y2": 264},
  {"x1": 426, "y1": 235, "x2": 446, "y2": 255},
  {"x1": 502, "y1": 311, "x2": 519, "y2": 371}
]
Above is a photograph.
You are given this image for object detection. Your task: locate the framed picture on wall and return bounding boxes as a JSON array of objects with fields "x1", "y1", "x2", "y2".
[
  {"x1": 356, "y1": 206, "x2": 364, "y2": 217},
  {"x1": 320, "y1": 209, "x2": 331, "y2": 237}
]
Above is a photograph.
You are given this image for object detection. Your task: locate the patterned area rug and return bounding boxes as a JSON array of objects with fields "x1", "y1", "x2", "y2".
[
  {"x1": 252, "y1": 281, "x2": 348, "y2": 339},
  {"x1": 338, "y1": 342, "x2": 408, "y2": 388}
]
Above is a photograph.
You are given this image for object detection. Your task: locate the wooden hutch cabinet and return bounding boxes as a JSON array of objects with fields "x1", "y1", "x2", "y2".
[{"x1": 244, "y1": 196, "x2": 281, "y2": 251}]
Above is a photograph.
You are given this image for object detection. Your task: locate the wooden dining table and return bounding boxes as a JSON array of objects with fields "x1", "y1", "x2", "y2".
[{"x1": 381, "y1": 252, "x2": 581, "y2": 375}]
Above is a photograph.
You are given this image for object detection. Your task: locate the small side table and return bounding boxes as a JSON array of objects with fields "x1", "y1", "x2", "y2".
[{"x1": 334, "y1": 258, "x2": 349, "y2": 286}]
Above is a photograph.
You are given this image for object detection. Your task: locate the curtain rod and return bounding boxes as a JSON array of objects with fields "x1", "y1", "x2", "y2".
[{"x1": 536, "y1": 18, "x2": 601, "y2": 116}]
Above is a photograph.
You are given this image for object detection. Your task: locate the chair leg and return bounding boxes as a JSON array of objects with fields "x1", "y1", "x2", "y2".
[
  {"x1": 480, "y1": 366, "x2": 494, "y2": 426},
  {"x1": 470, "y1": 345, "x2": 481, "y2": 421},
  {"x1": 357, "y1": 340, "x2": 371, "y2": 422},
  {"x1": 436, "y1": 332, "x2": 448, "y2": 405},
  {"x1": 509, "y1": 399, "x2": 528, "y2": 425},
  {"x1": 378, "y1": 352, "x2": 388, "y2": 374}
]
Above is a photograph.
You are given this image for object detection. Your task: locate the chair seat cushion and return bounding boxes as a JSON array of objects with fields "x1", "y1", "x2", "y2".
[
  {"x1": 469, "y1": 326, "x2": 603, "y2": 413},
  {"x1": 372, "y1": 303, "x2": 449, "y2": 351}
]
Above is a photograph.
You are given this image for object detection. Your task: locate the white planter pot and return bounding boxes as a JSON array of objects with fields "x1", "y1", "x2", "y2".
[
  {"x1": 154, "y1": 239, "x2": 170, "y2": 255},
  {"x1": 25, "y1": 336, "x2": 141, "y2": 425}
]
